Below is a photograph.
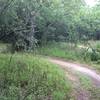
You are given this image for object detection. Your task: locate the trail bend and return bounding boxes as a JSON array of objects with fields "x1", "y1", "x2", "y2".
[{"x1": 49, "y1": 58, "x2": 100, "y2": 87}]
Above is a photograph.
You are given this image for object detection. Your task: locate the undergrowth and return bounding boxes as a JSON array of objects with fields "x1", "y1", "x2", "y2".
[
  {"x1": 37, "y1": 42, "x2": 100, "y2": 72},
  {"x1": 0, "y1": 53, "x2": 71, "y2": 100}
]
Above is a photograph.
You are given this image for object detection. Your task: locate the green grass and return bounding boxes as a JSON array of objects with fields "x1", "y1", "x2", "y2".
[
  {"x1": 0, "y1": 53, "x2": 71, "y2": 100},
  {"x1": 78, "y1": 73, "x2": 100, "y2": 100},
  {"x1": 88, "y1": 41, "x2": 100, "y2": 48},
  {"x1": 37, "y1": 42, "x2": 100, "y2": 72},
  {"x1": 78, "y1": 73, "x2": 92, "y2": 89},
  {"x1": 37, "y1": 42, "x2": 84, "y2": 61},
  {"x1": 90, "y1": 87, "x2": 100, "y2": 100}
]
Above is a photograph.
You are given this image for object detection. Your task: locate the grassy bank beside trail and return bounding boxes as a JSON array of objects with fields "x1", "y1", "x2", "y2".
[
  {"x1": 37, "y1": 42, "x2": 100, "y2": 72},
  {"x1": 0, "y1": 54, "x2": 71, "y2": 100}
]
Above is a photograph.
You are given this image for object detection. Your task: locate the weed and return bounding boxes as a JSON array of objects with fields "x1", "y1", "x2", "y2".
[{"x1": 0, "y1": 54, "x2": 71, "y2": 100}]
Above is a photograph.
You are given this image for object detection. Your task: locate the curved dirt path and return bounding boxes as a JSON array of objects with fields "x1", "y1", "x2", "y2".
[
  {"x1": 48, "y1": 58, "x2": 100, "y2": 100},
  {"x1": 49, "y1": 58, "x2": 100, "y2": 86}
]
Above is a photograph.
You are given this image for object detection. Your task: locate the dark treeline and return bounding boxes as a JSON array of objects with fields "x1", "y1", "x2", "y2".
[{"x1": 0, "y1": 0, "x2": 100, "y2": 51}]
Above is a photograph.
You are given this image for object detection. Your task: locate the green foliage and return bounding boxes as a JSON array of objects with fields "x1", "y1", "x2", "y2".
[
  {"x1": 0, "y1": 0, "x2": 97, "y2": 50},
  {"x1": 37, "y1": 42, "x2": 84, "y2": 61},
  {"x1": 78, "y1": 73, "x2": 100, "y2": 100},
  {"x1": 90, "y1": 87, "x2": 100, "y2": 100},
  {"x1": 37, "y1": 42, "x2": 100, "y2": 71},
  {"x1": 90, "y1": 51, "x2": 99, "y2": 61},
  {"x1": 96, "y1": 42, "x2": 100, "y2": 52},
  {"x1": 0, "y1": 54, "x2": 71, "y2": 100},
  {"x1": 78, "y1": 74, "x2": 92, "y2": 89}
]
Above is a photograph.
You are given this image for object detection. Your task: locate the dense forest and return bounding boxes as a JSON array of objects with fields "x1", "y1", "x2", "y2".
[
  {"x1": 0, "y1": 0, "x2": 100, "y2": 100},
  {"x1": 0, "y1": 0, "x2": 100, "y2": 51}
]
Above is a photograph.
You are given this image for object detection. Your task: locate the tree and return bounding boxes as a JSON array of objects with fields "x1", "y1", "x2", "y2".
[{"x1": 0, "y1": 0, "x2": 100, "y2": 52}]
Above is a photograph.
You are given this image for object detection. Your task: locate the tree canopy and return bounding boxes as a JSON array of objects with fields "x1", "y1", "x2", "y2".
[{"x1": 0, "y1": 0, "x2": 100, "y2": 51}]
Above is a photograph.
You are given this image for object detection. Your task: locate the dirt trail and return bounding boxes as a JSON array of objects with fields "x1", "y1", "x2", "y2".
[
  {"x1": 49, "y1": 58, "x2": 100, "y2": 100},
  {"x1": 49, "y1": 58, "x2": 100, "y2": 87}
]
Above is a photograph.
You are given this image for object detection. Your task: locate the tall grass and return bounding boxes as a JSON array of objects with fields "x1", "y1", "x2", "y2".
[
  {"x1": 0, "y1": 53, "x2": 71, "y2": 100},
  {"x1": 37, "y1": 42, "x2": 85, "y2": 61},
  {"x1": 37, "y1": 42, "x2": 100, "y2": 72}
]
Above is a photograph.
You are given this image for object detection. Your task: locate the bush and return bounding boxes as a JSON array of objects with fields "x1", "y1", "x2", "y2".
[{"x1": 90, "y1": 51, "x2": 99, "y2": 61}]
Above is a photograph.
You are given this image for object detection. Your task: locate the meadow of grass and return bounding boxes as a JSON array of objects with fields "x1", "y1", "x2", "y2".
[
  {"x1": 37, "y1": 42, "x2": 83, "y2": 61},
  {"x1": 0, "y1": 53, "x2": 71, "y2": 100},
  {"x1": 37, "y1": 42, "x2": 100, "y2": 72}
]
